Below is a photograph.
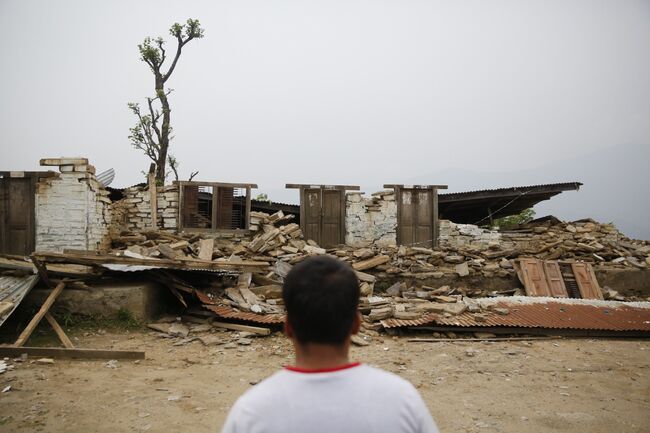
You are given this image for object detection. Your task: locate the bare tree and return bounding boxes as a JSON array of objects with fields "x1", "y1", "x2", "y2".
[{"x1": 128, "y1": 19, "x2": 204, "y2": 183}]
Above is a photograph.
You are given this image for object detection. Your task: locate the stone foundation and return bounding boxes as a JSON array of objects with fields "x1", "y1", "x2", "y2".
[{"x1": 28, "y1": 279, "x2": 172, "y2": 320}]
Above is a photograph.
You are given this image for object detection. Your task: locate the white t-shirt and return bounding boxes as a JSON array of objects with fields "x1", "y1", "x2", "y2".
[{"x1": 221, "y1": 363, "x2": 439, "y2": 433}]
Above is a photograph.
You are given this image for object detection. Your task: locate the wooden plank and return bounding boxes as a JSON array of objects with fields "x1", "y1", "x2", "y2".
[
  {"x1": 14, "y1": 281, "x2": 66, "y2": 347},
  {"x1": 212, "y1": 321, "x2": 271, "y2": 335},
  {"x1": 148, "y1": 173, "x2": 158, "y2": 229},
  {"x1": 178, "y1": 181, "x2": 258, "y2": 189},
  {"x1": 543, "y1": 261, "x2": 569, "y2": 298},
  {"x1": 432, "y1": 187, "x2": 439, "y2": 247},
  {"x1": 571, "y1": 262, "x2": 604, "y2": 300},
  {"x1": 33, "y1": 252, "x2": 269, "y2": 270},
  {"x1": 31, "y1": 256, "x2": 53, "y2": 289},
  {"x1": 197, "y1": 238, "x2": 214, "y2": 261},
  {"x1": 44, "y1": 312, "x2": 74, "y2": 349},
  {"x1": 39, "y1": 158, "x2": 88, "y2": 166},
  {"x1": 245, "y1": 187, "x2": 251, "y2": 230},
  {"x1": 352, "y1": 255, "x2": 390, "y2": 271},
  {"x1": 384, "y1": 184, "x2": 448, "y2": 189},
  {"x1": 286, "y1": 184, "x2": 360, "y2": 190},
  {"x1": 0, "y1": 346, "x2": 145, "y2": 360}
]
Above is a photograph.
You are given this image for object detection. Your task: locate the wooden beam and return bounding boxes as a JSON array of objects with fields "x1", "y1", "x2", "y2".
[
  {"x1": 0, "y1": 346, "x2": 145, "y2": 360},
  {"x1": 14, "y1": 281, "x2": 66, "y2": 347},
  {"x1": 178, "y1": 180, "x2": 258, "y2": 189},
  {"x1": 33, "y1": 252, "x2": 269, "y2": 271},
  {"x1": 45, "y1": 312, "x2": 74, "y2": 349},
  {"x1": 212, "y1": 321, "x2": 272, "y2": 335},
  {"x1": 31, "y1": 256, "x2": 52, "y2": 289},
  {"x1": 384, "y1": 184, "x2": 448, "y2": 190},
  {"x1": 286, "y1": 184, "x2": 360, "y2": 190},
  {"x1": 148, "y1": 173, "x2": 158, "y2": 229}
]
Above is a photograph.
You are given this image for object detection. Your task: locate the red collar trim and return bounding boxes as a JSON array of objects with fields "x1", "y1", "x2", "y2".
[{"x1": 285, "y1": 362, "x2": 361, "y2": 374}]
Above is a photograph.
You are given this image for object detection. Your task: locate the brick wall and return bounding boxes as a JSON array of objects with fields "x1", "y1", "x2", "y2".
[{"x1": 35, "y1": 163, "x2": 111, "y2": 252}]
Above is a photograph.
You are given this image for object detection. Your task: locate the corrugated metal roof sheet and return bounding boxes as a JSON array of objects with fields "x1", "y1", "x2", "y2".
[
  {"x1": 203, "y1": 304, "x2": 285, "y2": 325},
  {"x1": 0, "y1": 274, "x2": 39, "y2": 328},
  {"x1": 437, "y1": 302, "x2": 650, "y2": 331},
  {"x1": 439, "y1": 182, "x2": 582, "y2": 199},
  {"x1": 383, "y1": 299, "x2": 650, "y2": 332},
  {"x1": 382, "y1": 314, "x2": 438, "y2": 329}
]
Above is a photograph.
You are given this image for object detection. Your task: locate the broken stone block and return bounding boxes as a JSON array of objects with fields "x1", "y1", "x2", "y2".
[
  {"x1": 444, "y1": 255, "x2": 464, "y2": 264},
  {"x1": 455, "y1": 262, "x2": 469, "y2": 277}
]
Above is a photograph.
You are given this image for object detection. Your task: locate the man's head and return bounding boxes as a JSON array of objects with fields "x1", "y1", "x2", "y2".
[{"x1": 282, "y1": 255, "x2": 360, "y2": 346}]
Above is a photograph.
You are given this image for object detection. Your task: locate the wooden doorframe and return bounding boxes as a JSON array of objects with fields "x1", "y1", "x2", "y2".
[
  {"x1": 0, "y1": 173, "x2": 40, "y2": 255},
  {"x1": 287, "y1": 184, "x2": 360, "y2": 247},
  {"x1": 385, "y1": 184, "x2": 448, "y2": 248}
]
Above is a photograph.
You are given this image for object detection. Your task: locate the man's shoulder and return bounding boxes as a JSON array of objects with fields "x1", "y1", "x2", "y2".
[{"x1": 354, "y1": 364, "x2": 420, "y2": 392}]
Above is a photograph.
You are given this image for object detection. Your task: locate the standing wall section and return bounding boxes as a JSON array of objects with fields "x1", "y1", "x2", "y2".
[
  {"x1": 118, "y1": 184, "x2": 179, "y2": 232},
  {"x1": 345, "y1": 190, "x2": 397, "y2": 247},
  {"x1": 35, "y1": 160, "x2": 111, "y2": 252}
]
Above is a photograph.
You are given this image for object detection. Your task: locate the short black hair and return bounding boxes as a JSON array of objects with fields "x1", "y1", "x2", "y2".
[{"x1": 282, "y1": 255, "x2": 360, "y2": 345}]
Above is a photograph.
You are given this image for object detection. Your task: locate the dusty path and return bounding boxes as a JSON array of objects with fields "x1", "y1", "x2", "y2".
[{"x1": 1, "y1": 330, "x2": 648, "y2": 433}]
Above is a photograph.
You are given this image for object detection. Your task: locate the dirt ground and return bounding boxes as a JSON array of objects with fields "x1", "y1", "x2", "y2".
[{"x1": 0, "y1": 328, "x2": 648, "y2": 433}]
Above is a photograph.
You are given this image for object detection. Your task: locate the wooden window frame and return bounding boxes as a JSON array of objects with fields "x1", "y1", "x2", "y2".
[{"x1": 177, "y1": 181, "x2": 257, "y2": 233}]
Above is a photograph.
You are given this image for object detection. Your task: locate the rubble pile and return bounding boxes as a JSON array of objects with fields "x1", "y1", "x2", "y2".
[
  {"x1": 102, "y1": 211, "x2": 650, "y2": 334},
  {"x1": 499, "y1": 218, "x2": 650, "y2": 270},
  {"x1": 111, "y1": 212, "x2": 649, "y2": 291}
]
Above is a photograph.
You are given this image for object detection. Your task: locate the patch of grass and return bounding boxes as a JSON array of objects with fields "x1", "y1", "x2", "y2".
[
  {"x1": 116, "y1": 308, "x2": 141, "y2": 329},
  {"x1": 50, "y1": 309, "x2": 144, "y2": 334}
]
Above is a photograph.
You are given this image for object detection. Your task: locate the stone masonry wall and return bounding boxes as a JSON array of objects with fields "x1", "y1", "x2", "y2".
[
  {"x1": 35, "y1": 162, "x2": 111, "y2": 252},
  {"x1": 438, "y1": 220, "x2": 505, "y2": 249},
  {"x1": 345, "y1": 190, "x2": 397, "y2": 248},
  {"x1": 344, "y1": 190, "x2": 507, "y2": 249},
  {"x1": 118, "y1": 184, "x2": 179, "y2": 232}
]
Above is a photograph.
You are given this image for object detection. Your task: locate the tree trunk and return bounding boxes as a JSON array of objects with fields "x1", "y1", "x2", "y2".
[{"x1": 155, "y1": 76, "x2": 170, "y2": 184}]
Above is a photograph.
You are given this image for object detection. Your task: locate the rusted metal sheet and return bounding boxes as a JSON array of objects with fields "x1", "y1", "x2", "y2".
[
  {"x1": 0, "y1": 274, "x2": 39, "y2": 328},
  {"x1": 572, "y1": 262, "x2": 604, "y2": 300},
  {"x1": 433, "y1": 301, "x2": 650, "y2": 332},
  {"x1": 543, "y1": 261, "x2": 568, "y2": 298},
  {"x1": 381, "y1": 313, "x2": 438, "y2": 329},
  {"x1": 518, "y1": 258, "x2": 552, "y2": 297},
  {"x1": 203, "y1": 304, "x2": 285, "y2": 325}
]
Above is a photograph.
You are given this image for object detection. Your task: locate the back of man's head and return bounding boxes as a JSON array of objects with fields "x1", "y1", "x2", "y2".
[{"x1": 282, "y1": 255, "x2": 360, "y2": 345}]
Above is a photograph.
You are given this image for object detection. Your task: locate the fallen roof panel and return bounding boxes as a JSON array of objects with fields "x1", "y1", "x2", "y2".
[
  {"x1": 203, "y1": 305, "x2": 285, "y2": 325},
  {"x1": 383, "y1": 298, "x2": 650, "y2": 332},
  {"x1": 0, "y1": 274, "x2": 40, "y2": 328},
  {"x1": 438, "y1": 182, "x2": 582, "y2": 224}
]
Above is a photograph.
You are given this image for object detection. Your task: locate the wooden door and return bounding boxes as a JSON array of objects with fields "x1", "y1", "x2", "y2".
[
  {"x1": 543, "y1": 261, "x2": 569, "y2": 298},
  {"x1": 301, "y1": 188, "x2": 344, "y2": 248},
  {"x1": 398, "y1": 188, "x2": 434, "y2": 247},
  {"x1": 518, "y1": 258, "x2": 552, "y2": 297},
  {"x1": 0, "y1": 177, "x2": 35, "y2": 255},
  {"x1": 572, "y1": 263, "x2": 604, "y2": 300},
  {"x1": 302, "y1": 189, "x2": 322, "y2": 245},
  {"x1": 321, "y1": 190, "x2": 343, "y2": 248}
]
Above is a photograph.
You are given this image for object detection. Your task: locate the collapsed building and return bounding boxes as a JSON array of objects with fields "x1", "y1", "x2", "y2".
[{"x1": 1, "y1": 157, "x2": 649, "y2": 358}]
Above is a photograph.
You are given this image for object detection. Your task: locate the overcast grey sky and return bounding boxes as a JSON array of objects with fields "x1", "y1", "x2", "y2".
[{"x1": 1, "y1": 1, "x2": 648, "y2": 238}]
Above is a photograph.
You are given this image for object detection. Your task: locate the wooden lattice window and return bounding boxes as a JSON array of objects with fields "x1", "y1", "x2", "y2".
[{"x1": 178, "y1": 181, "x2": 256, "y2": 232}]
